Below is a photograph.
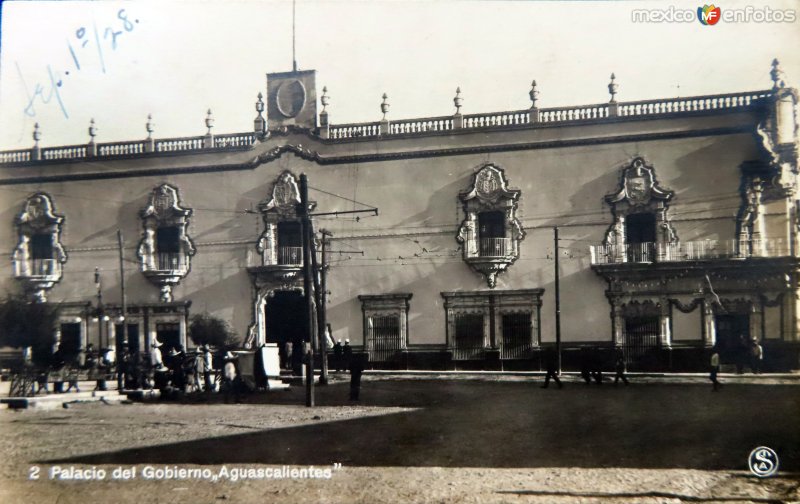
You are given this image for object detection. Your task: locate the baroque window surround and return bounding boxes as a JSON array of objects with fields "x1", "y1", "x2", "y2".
[
  {"x1": 136, "y1": 184, "x2": 196, "y2": 303},
  {"x1": 358, "y1": 293, "x2": 412, "y2": 362},
  {"x1": 12, "y1": 193, "x2": 68, "y2": 302},
  {"x1": 441, "y1": 289, "x2": 544, "y2": 360},
  {"x1": 602, "y1": 157, "x2": 676, "y2": 263},
  {"x1": 246, "y1": 171, "x2": 316, "y2": 349},
  {"x1": 456, "y1": 163, "x2": 525, "y2": 288}
]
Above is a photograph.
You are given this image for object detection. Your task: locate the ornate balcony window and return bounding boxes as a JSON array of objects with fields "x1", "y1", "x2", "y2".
[
  {"x1": 12, "y1": 193, "x2": 68, "y2": 302},
  {"x1": 598, "y1": 157, "x2": 676, "y2": 264},
  {"x1": 137, "y1": 184, "x2": 195, "y2": 302},
  {"x1": 248, "y1": 171, "x2": 314, "y2": 286},
  {"x1": 456, "y1": 164, "x2": 524, "y2": 288}
]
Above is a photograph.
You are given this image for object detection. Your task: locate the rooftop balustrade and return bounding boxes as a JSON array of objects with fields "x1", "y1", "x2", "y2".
[{"x1": 0, "y1": 88, "x2": 776, "y2": 165}]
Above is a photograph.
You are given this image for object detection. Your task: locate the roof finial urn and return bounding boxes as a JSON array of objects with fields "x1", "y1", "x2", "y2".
[
  {"x1": 205, "y1": 109, "x2": 214, "y2": 135},
  {"x1": 529, "y1": 80, "x2": 539, "y2": 108},
  {"x1": 146, "y1": 114, "x2": 154, "y2": 138},
  {"x1": 771, "y1": 58, "x2": 785, "y2": 89},
  {"x1": 255, "y1": 92, "x2": 265, "y2": 114},
  {"x1": 88, "y1": 118, "x2": 97, "y2": 142},
  {"x1": 380, "y1": 93, "x2": 390, "y2": 120},
  {"x1": 453, "y1": 87, "x2": 463, "y2": 115},
  {"x1": 608, "y1": 73, "x2": 618, "y2": 103},
  {"x1": 32, "y1": 123, "x2": 42, "y2": 145},
  {"x1": 321, "y1": 86, "x2": 330, "y2": 112}
]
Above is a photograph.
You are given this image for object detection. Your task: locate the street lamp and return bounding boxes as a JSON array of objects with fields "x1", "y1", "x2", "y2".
[{"x1": 92, "y1": 267, "x2": 108, "y2": 391}]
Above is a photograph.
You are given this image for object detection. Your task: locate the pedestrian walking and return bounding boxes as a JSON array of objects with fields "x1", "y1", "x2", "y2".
[
  {"x1": 579, "y1": 347, "x2": 592, "y2": 385},
  {"x1": 540, "y1": 348, "x2": 562, "y2": 389},
  {"x1": 750, "y1": 338, "x2": 763, "y2": 374},
  {"x1": 343, "y1": 339, "x2": 353, "y2": 371},
  {"x1": 710, "y1": 348, "x2": 722, "y2": 391},
  {"x1": 349, "y1": 355, "x2": 365, "y2": 400},
  {"x1": 333, "y1": 340, "x2": 343, "y2": 372},
  {"x1": 613, "y1": 349, "x2": 629, "y2": 386}
]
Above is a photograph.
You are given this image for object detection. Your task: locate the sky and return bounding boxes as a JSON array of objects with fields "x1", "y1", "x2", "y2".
[{"x1": 0, "y1": 0, "x2": 798, "y2": 150}]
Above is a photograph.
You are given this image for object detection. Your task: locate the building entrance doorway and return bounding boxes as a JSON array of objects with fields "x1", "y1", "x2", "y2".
[
  {"x1": 715, "y1": 313, "x2": 750, "y2": 364},
  {"x1": 623, "y1": 316, "x2": 660, "y2": 370},
  {"x1": 265, "y1": 290, "x2": 307, "y2": 368}
]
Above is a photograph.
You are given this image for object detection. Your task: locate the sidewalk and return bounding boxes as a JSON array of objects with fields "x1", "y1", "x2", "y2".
[{"x1": 355, "y1": 369, "x2": 800, "y2": 385}]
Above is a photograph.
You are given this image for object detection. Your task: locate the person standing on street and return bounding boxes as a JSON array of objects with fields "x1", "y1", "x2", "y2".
[
  {"x1": 710, "y1": 348, "x2": 722, "y2": 391},
  {"x1": 333, "y1": 340, "x2": 343, "y2": 372},
  {"x1": 202, "y1": 344, "x2": 214, "y2": 392},
  {"x1": 540, "y1": 348, "x2": 562, "y2": 389},
  {"x1": 349, "y1": 355, "x2": 365, "y2": 400},
  {"x1": 750, "y1": 338, "x2": 763, "y2": 374},
  {"x1": 343, "y1": 339, "x2": 353, "y2": 371},
  {"x1": 613, "y1": 349, "x2": 629, "y2": 386}
]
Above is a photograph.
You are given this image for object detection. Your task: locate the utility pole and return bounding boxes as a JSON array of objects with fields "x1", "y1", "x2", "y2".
[
  {"x1": 554, "y1": 226, "x2": 562, "y2": 374},
  {"x1": 117, "y1": 230, "x2": 127, "y2": 391},
  {"x1": 299, "y1": 174, "x2": 315, "y2": 407},
  {"x1": 317, "y1": 229, "x2": 332, "y2": 385}
]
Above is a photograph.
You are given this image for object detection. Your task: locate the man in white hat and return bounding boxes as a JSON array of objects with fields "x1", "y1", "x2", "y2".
[{"x1": 150, "y1": 339, "x2": 167, "y2": 391}]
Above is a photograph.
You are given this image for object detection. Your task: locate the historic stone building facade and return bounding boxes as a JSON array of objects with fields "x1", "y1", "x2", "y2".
[{"x1": 1, "y1": 61, "x2": 798, "y2": 371}]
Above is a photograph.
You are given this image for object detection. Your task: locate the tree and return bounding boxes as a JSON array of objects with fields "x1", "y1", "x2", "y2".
[
  {"x1": 188, "y1": 313, "x2": 238, "y2": 350},
  {"x1": 0, "y1": 294, "x2": 60, "y2": 368}
]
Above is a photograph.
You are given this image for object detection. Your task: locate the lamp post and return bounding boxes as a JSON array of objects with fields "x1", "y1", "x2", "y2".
[{"x1": 92, "y1": 267, "x2": 109, "y2": 391}]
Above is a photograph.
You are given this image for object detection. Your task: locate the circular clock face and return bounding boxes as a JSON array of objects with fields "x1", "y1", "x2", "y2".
[{"x1": 276, "y1": 80, "x2": 306, "y2": 118}]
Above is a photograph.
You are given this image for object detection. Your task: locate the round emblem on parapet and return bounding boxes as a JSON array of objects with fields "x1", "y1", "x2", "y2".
[
  {"x1": 276, "y1": 79, "x2": 307, "y2": 118},
  {"x1": 748, "y1": 446, "x2": 779, "y2": 477}
]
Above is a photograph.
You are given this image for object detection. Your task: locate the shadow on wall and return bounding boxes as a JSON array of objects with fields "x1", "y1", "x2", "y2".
[{"x1": 176, "y1": 268, "x2": 252, "y2": 343}]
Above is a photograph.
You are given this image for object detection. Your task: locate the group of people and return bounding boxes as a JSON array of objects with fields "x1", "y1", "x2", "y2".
[
  {"x1": 332, "y1": 339, "x2": 353, "y2": 372},
  {"x1": 709, "y1": 336, "x2": 764, "y2": 391},
  {"x1": 540, "y1": 347, "x2": 629, "y2": 389},
  {"x1": 37, "y1": 343, "x2": 117, "y2": 394},
  {"x1": 148, "y1": 340, "x2": 220, "y2": 398}
]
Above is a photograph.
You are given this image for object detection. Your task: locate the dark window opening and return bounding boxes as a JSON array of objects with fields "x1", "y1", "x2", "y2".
[
  {"x1": 501, "y1": 312, "x2": 533, "y2": 359},
  {"x1": 369, "y1": 315, "x2": 401, "y2": 362},
  {"x1": 31, "y1": 234, "x2": 53, "y2": 259},
  {"x1": 623, "y1": 316, "x2": 660, "y2": 370},
  {"x1": 625, "y1": 213, "x2": 656, "y2": 244},
  {"x1": 625, "y1": 213, "x2": 656, "y2": 262},
  {"x1": 478, "y1": 211, "x2": 506, "y2": 257},
  {"x1": 156, "y1": 226, "x2": 181, "y2": 254},
  {"x1": 59, "y1": 323, "x2": 81, "y2": 357},
  {"x1": 277, "y1": 221, "x2": 303, "y2": 265},
  {"x1": 115, "y1": 323, "x2": 140, "y2": 355},
  {"x1": 156, "y1": 323, "x2": 181, "y2": 354},
  {"x1": 453, "y1": 313, "x2": 485, "y2": 360}
]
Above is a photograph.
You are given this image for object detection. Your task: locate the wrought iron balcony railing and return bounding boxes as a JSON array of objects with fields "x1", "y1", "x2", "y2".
[
  {"x1": 13, "y1": 258, "x2": 60, "y2": 278},
  {"x1": 589, "y1": 238, "x2": 792, "y2": 265},
  {"x1": 478, "y1": 237, "x2": 510, "y2": 258}
]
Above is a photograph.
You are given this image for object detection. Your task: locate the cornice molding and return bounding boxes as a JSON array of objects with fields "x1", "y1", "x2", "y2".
[{"x1": 0, "y1": 125, "x2": 753, "y2": 186}]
